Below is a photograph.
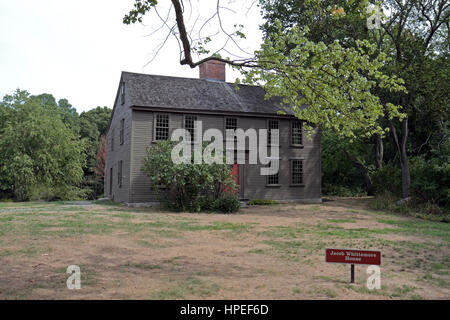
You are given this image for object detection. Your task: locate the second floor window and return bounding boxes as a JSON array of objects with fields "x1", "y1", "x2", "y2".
[
  {"x1": 155, "y1": 114, "x2": 169, "y2": 141},
  {"x1": 184, "y1": 115, "x2": 197, "y2": 141},
  {"x1": 120, "y1": 119, "x2": 124, "y2": 145},
  {"x1": 111, "y1": 128, "x2": 115, "y2": 151},
  {"x1": 268, "y1": 119, "x2": 279, "y2": 145},
  {"x1": 291, "y1": 120, "x2": 302, "y2": 145},
  {"x1": 225, "y1": 117, "x2": 238, "y2": 141}
]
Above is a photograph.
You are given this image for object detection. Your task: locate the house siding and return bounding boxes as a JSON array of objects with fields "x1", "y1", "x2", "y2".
[
  {"x1": 127, "y1": 110, "x2": 321, "y2": 203},
  {"x1": 104, "y1": 80, "x2": 132, "y2": 202}
]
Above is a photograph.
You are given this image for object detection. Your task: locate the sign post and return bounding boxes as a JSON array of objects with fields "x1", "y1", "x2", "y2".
[{"x1": 325, "y1": 248, "x2": 381, "y2": 283}]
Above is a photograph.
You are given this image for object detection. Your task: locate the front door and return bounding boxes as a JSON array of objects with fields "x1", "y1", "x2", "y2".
[{"x1": 231, "y1": 163, "x2": 239, "y2": 186}]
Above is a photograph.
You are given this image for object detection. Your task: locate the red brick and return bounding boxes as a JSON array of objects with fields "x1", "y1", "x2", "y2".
[{"x1": 199, "y1": 60, "x2": 226, "y2": 81}]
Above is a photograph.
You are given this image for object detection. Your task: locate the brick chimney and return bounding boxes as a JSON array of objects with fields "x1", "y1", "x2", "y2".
[{"x1": 199, "y1": 60, "x2": 226, "y2": 81}]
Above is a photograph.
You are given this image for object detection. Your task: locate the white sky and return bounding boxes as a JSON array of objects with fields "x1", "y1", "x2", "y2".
[{"x1": 0, "y1": 0, "x2": 263, "y2": 113}]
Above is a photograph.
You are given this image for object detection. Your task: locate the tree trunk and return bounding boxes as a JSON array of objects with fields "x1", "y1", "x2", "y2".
[
  {"x1": 389, "y1": 118, "x2": 411, "y2": 199},
  {"x1": 374, "y1": 134, "x2": 383, "y2": 169},
  {"x1": 344, "y1": 150, "x2": 375, "y2": 196}
]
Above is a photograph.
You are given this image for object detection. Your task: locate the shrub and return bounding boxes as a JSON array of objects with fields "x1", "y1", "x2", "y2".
[
  {"x1": 322, "y1": 183, "x2": 366, "y2": 197},
  {"x1": 196, "y1": 197, "x2": 212, "y2": 211},
  {"x1": 213, "y1": 195, "x2": 240, "y2": 213},
  {"x1": 142, "y1": 141, "x2": 238, "y2": 212},
  {"x1": 410, "y1": 156, "x2": 449, "y2": 207},
  {"x1": 247, "y1": 199, "x2": 278, "y2": 205},
  {"x1": 370, "y1": 191, "x2": 449, "y2": 221},
  {"x1": 371, "y1": 162, "x2": 402, "y2": 197}
]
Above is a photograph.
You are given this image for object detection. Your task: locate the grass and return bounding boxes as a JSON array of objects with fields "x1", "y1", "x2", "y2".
[
  {"x1": 247, "y1": 199, "x2": 278, "y2": 206},
  {"x1": 0, "y1": 199, "x2": 448, "y2": 299},
  {"x1": 151, "y1": 276, "x2": 221, "y2": 299},
  {"x1": 376, "y1": 218, "x2": 450, "y2": 241},
  {"x1": 314, "y1": 288, "x2": 337, "y2": 298},
  {"x1": 327, "y1": 218, "x2": 356, "y2": 223},
  {"x1": 120, "y1": 262, "x2": 162, "y2": 271}
]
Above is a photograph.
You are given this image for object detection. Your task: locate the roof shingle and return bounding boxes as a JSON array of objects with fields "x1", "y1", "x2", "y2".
[{"x1": 122, "y1": 71, "x2": 292, "y2": 116}]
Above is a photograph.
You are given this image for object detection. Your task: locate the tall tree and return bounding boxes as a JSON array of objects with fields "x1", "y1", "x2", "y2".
[
  {"x1": 79, "y1": 106, "x2": 112, "y2": 198},
  {"x1": 259, "y1": 0, "x2": 449, "y2": 199},
  {"x1": 0, "y1": 90, "x2": 86, "y2": 201}
]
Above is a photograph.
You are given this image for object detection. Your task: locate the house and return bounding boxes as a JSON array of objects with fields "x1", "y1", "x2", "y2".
[{"x1": 105, "y1": 61, "x2": 321, "y2": 204}]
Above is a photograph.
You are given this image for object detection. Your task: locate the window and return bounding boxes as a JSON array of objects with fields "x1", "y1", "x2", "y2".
[
  {"x1": 155, "y1": 114, "x2": 169, "y2": 141},
  {"x1": 225, "y1": 117, "x2": 238, "y2": 130},
  {"x1": 268, "y1": 119, "x2": 279, "y2": 145},
  {"x1": 225, "y1": 117, "x2": 238, "y2": 141},
  {"x1": 118, "y1": 160, "x2": 123, "y2": 188},
  {"x1": 267, "y1": 172, "x2": 279, "y2": 185},
  {"x1": 120, "y1": 82, "x2": 125, "y2": 105},
  {"x1": 120, "y1": 119, "x2": 124, "y2": 145},
  {"x1": 291, "y1": 120, "x2": 302, "y2": 145},
  {"x1": 184, "y1": 115, "x2": 197, "y2": 141},
  {"x1": 109, "y1": 168, "x2": 113, "y2": 195},
  {"x1": 111, "y1": 128, "x2": 115, "y2": 151},
  {"x1": 291, "y1": 159, "x2": 303, "y2": 185}
]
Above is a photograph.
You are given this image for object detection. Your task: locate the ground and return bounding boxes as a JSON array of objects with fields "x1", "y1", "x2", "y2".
[{"x1": 0, "y1": 198, "x2": 448, "y2": 300}]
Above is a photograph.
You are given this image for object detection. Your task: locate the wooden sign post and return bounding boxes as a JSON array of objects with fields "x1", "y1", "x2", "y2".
[{"x1": 325, "y1": 248, "x2": 381, "y2": 283}]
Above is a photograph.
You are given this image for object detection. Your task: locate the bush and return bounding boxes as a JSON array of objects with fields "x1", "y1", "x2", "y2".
[
  {"x1": 142, "y1": 141, "x2": 238, "y2": 212},
  {"x1": 410, "y1": 156, "x2": 449, "y2": 207},
  {"x1": 371, "y1": 162, "x2": 402, "y2": 197},
  {"x1": 371, "y1": 157, "x2": 449, "y2": 209},
  {"x1": 29, "y1": 184, "x2": 89, "y2": 201},
  {"x1": 322, "y1": 183, "x2": 366, "y2": 197},
  {"x1": 247, "y1": 199, "x2": 278, "y2": 205},
  {"x1": 213, "y1": 195, "x2": 240, "y2": 213},
  {"x1": 370, "y1": 191, "x2": 449, "y2": 221}
]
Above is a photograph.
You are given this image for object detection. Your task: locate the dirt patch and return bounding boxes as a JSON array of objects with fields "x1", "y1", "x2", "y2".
[{"x1": 0, "y1": 198, "x2": 448, "y2": 299}]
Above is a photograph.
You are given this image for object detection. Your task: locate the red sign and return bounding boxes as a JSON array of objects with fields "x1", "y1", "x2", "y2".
[{"x1": 325, "y1": 248, "x2": 381, "y2": 265}]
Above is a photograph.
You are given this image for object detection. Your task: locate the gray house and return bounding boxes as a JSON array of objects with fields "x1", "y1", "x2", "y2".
[{"x1": 105, "y1": 61, "x2": 321, "y2": 204}]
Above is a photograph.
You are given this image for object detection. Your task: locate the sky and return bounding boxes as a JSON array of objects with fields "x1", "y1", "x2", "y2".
[{"x1": 0, "y1": 0, "x2": 263, "y2": 113}]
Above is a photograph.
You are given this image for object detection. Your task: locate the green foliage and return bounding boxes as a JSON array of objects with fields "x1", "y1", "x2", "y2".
[
  {"x1": 370, "y1": 191, "x2": 449, "y2": 221},
  {"x1": 0, "y1": 90, "x2": 86, "y2": 201},
  {"x1": 79, "y1": 106, "x2": 111, "y2": 199},
  {"x1": 371, "y1": 162, "x2": 403, "y2": 197},
  {"x1": 247, "y1": 199, "x2": 278, "y2": 205},
  {"x1": 321, "y1": 128, "x2": 372, "y2": 195},
  {"x1": 322, "y1": 184, "x2": 366, "y2": 197},
  {"x1": 410, "y1": 156, "x2": 449, "y2": 207},
  {"x1": 260, "y1": 0, "x2": 372, "y2": 47},
  {"x1": 123, "y1": 0, "x2": 158, "y2": 24},
  {"x1": 372, "y1": 157, "x2": 449, "y2": 209},
  {"x1": 212, "y1": 195, "x2": 241, "y2": 213},
  {"x1": 240, "y1": 20, "x2": 406, "y2": 140},
  {"x1": 141, "y1": 140, "x2": 239, "y2": 212},
  {"x1": 259, "y1": 0, "x2": 449, "y2": 206}
]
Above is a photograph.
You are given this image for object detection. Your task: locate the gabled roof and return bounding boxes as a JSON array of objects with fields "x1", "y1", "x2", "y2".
[{"x1": 122, "y1": 71, "x2": 293, "y2": 116}]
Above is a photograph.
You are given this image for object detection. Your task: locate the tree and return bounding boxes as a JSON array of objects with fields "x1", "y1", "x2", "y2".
[
  {"x1": 79, "y1": 107, "x2": 112, "y2": 199},
  {"x1": 0, "y1": 90, "x2": 86, "y2": 201},
  {"x1": 259, "y1": 0, "x2": 449, "y2": 199},
  {"x1": 94, "y1": 134, "x2": 107, "y2": 184},
  {"x1": 260, "y1": 0, "x2": 387, "y2": 192},
  {"x1": 124, "y1": 5, "x2": 405, "y2": 140},
  {"x1": 370, "y1": 0, "x2": 449, "y2": 199},
  {"x1": 124, "y1": 0, "x2": 447, "y2": 200}
]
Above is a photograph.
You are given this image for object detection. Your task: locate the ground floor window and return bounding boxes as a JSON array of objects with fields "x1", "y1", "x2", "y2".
[
  {"x1": 267, "y1": 172, "x2": 279, "y2": 185},
  {"x1": 118, "y1": 160, "x2": 123, "y2": 188},
  {"x1": 291, "y1": 159, "x2": 303, "y2": 185}
]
